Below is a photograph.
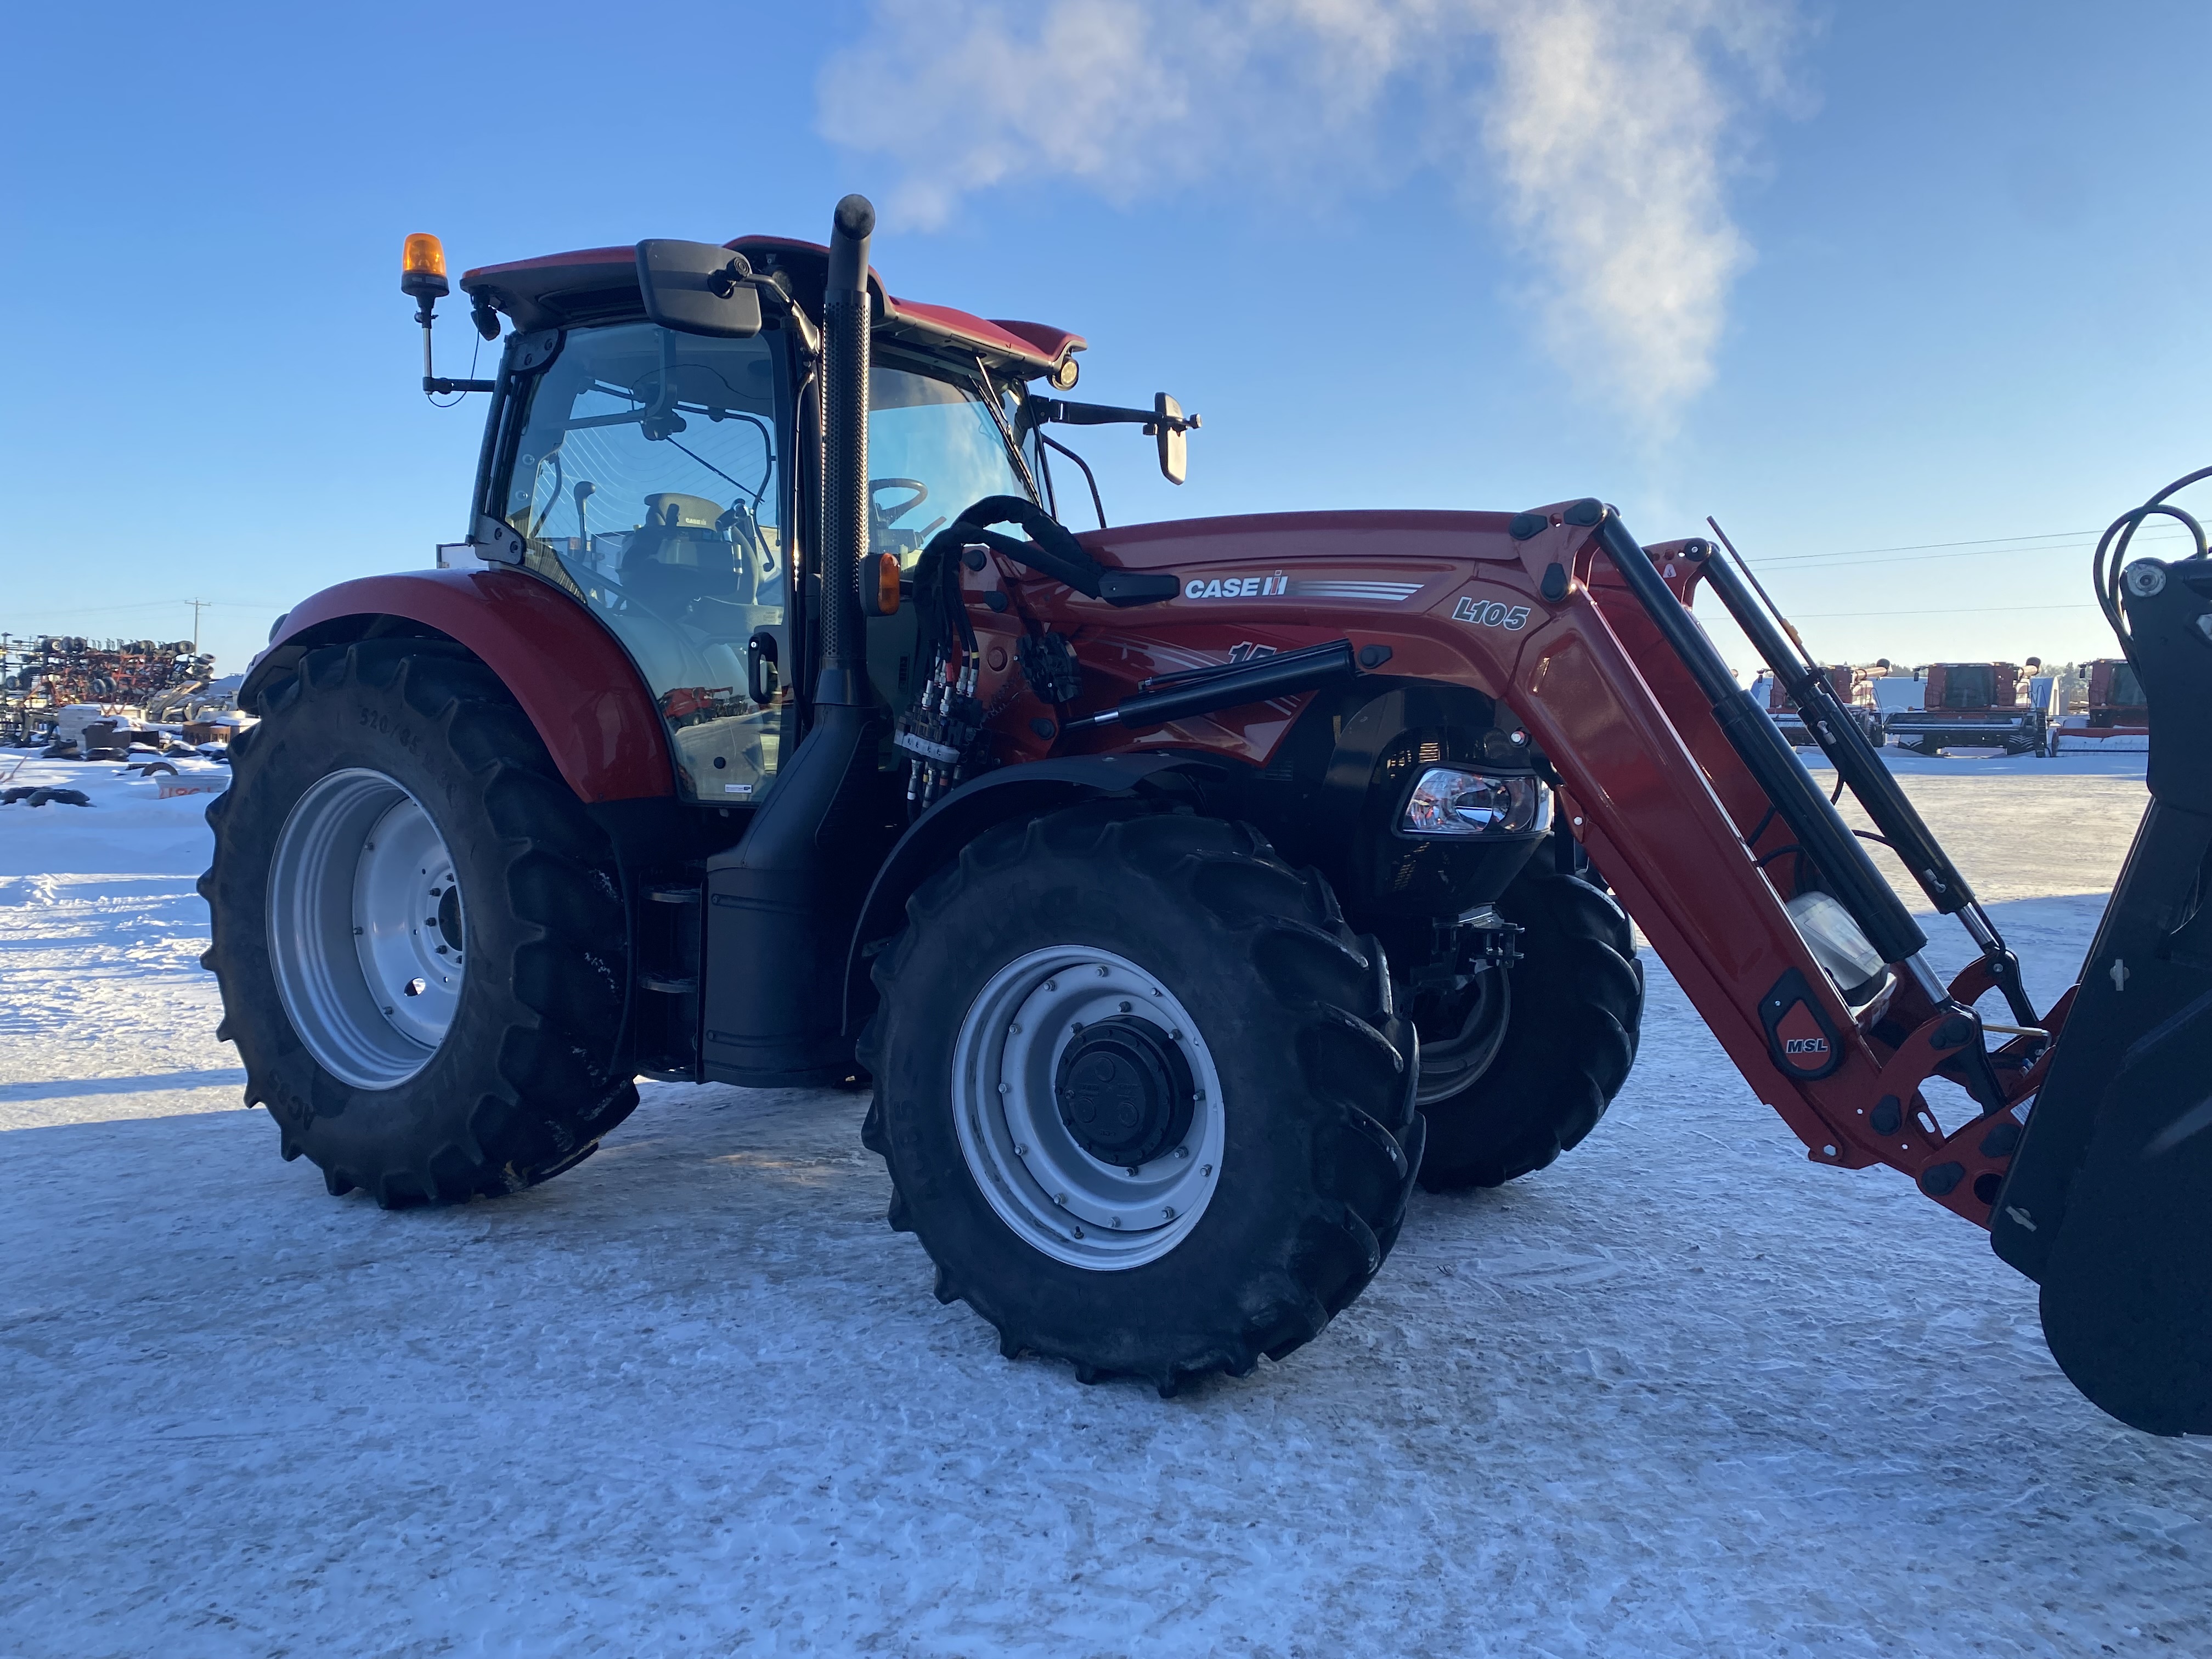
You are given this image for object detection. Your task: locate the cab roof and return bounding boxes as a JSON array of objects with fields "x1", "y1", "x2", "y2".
[{"x1": 459, "y1": 236, "x2": 1084, "y2": 381}]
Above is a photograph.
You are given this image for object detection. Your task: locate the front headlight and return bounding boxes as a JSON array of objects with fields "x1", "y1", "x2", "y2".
[{"x1": 1400, "y1": 767, "x2": 1553, "y2": 837}]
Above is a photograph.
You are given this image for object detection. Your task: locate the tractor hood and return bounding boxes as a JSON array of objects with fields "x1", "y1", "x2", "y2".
[{"x1": 1074, "y1": 509, "x2": 1526, "y2": 582}]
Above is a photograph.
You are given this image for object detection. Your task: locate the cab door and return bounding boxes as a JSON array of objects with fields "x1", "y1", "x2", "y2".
[{"x1": 501, "y1": 320, "x2": 795, "y2": 803}]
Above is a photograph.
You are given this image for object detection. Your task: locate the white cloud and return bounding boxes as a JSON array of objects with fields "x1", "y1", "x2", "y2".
[{"x1": 817, "y1": 0, "x2": 1805, "y2": 417}]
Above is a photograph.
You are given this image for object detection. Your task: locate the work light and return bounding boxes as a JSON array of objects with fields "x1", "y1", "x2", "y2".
[{"x1": 1400, "y1": 767, "x2": 1551, "y2": 837}]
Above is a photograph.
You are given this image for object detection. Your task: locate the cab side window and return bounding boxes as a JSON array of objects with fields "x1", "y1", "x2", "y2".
[{"x1": 504, "y1": 323, "x2": 790, "y2": 804}]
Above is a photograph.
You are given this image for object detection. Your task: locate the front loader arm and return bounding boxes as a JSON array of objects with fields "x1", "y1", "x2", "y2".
[{"x1": 1488, "y1": 507, "x2": 2041, "y2": 1225}]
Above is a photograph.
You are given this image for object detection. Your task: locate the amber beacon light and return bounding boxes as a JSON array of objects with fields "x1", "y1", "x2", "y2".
[
  {"x1": 402, "y1": 233, "x2": 449, "y2": 301},
  {"x1": 400, "y1": 233, "x2": 491, "y2": 398}
]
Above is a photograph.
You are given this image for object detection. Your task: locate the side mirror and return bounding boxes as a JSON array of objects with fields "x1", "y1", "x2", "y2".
[
  {"x1": 635, "y1": 240, "x2": 763, "y2": 338},
  {"x1": 1153, "y1": 393, "x2": 1193, "y2": 485}
]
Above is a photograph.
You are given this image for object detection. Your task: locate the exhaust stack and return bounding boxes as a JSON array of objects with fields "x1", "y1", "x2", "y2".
[
  {"x1": 698, "y1": 194, "x2": 885, "y2": 1089},
  {"x1": 817, "y1": 194, "x2": 874, "y2": 707}
]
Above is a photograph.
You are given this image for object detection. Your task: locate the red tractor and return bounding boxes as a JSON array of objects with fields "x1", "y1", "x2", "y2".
[{"x1": 201, "y1": 198, "x2": 2212, "y2": 1434}]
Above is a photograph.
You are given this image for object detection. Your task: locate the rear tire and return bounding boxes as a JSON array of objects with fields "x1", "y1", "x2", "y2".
[
  {"x1": 1413, "y1": 870, "x2": 1644, "y2": 1192},
  {"x1": 859, "y1": 805, "x2": 1421, "y2": 1394},
  {"x1": 200, "y1": 640, "x2": 638, "y2": 1207}
]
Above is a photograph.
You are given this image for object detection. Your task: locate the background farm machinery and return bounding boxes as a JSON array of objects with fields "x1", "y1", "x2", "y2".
[{"x1": 1, "y1": 635, "x2": 230, "y2": 750}]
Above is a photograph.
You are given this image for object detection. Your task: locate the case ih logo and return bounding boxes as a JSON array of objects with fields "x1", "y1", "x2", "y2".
[
  {"x1": 1454, "y1": 596, "x2": 1532, "y2": 631},
  {"x1": 1185, "y1": 574, "x2": 1291, "y2": 599},
  {"x1": 1784, "y1": 1036, "x2": 1830, "y2": 1056}
]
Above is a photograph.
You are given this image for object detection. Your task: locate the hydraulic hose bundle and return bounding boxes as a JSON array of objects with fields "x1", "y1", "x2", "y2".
[
  {"x1": 2094, "y1": 465, "x2": 2211, "y2": 670},
  {"x1": 894, "y1": 498, "x2": 1109, "y2": 814}
]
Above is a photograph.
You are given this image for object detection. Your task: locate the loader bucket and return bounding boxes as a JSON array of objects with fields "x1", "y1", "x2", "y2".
[{"x1": 1990, "y1": 547, "x2": 2212, "y2": 1434}]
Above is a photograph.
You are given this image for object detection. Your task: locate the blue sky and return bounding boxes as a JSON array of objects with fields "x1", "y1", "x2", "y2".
[{"x1": 3, "y1": 1, "x2": 2203, "y2": 681}]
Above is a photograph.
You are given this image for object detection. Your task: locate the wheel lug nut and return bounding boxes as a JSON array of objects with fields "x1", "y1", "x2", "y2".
[
  {"x1": 1118, "y1": 1000, "x2": 1131, "y2": 1013},
  {"x1": 1096, "y1": 966, "x2": 1109, "y2": 977},
  {"x1": 1163, "y1": 1206, "x2": 1175, "y2": 1220},
  {"x1": 1175, "y1": 1146, "x2": 1189, "y2": 1159},
  {"x1": 997, "y1": 1082, "x2": 1010, "y2": 1094}
]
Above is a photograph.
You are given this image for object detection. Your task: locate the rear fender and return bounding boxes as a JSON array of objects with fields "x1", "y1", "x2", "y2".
[
  {"x1": 243, "y1": 569, "x2": 673, "y2": 803},
  {"x1": 840, "y1": 753, "x2": 1225, "y2": 1036}
]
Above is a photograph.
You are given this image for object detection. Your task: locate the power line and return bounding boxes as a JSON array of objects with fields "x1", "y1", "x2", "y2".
[
  {"x1": 1788, "y1": 601, "x2": 2101, "y2": 619},
  {"x1": 1745, "y1": 526, "x2": 2192, "y2": 571}
]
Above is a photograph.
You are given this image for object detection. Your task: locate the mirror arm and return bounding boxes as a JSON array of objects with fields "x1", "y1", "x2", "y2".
[{"x1": 1041, "y1": 398, "x2": 1201, "y2": 433}]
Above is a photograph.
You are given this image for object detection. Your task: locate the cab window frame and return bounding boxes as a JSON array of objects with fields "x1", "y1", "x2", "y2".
[{"x1": 484, "y1": 315, "x2": 803, "y2": 807}]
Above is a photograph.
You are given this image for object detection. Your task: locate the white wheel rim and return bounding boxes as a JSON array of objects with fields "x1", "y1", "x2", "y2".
[
  {"x1": 267, "y1": 768, "x2": 465, "y2": 1090},
  {"x1": 951, "y1": 946, "x2": 1226, "y2": 1271}
]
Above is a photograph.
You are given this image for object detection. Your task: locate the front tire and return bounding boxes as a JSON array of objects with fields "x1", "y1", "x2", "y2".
[
  {"x1": 860, "y1": 806, "x2": 1421, "y2": 1394},
  {"x1": 1413, "y1": 869, "x2": 1644, "y2": 1192},
  {"x1": 200, "y1": 640, "x2": 638, "y2": 1207}
]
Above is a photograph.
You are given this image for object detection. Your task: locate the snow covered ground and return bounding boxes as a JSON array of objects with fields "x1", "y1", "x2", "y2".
[{"x1": 3, "y1": 747, "x2": 2206, "y2": 1658}]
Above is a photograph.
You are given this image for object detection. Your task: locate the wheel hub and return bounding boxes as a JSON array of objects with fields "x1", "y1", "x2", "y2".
[
  {"x1": 1054, "y1": 1015, "x2": 1194, "y2": 1169},
  {"x1": 950, "y1": 946, "x2": 1227, "y2": 1271},
  {"x1": 267, "y1": 768, "x2": 465, "y2": 1091}
]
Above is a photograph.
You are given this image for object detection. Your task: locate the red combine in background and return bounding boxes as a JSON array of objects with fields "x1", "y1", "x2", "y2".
[
  {"x1": 1884, "y1": 662, "x2": 2048, "y2": 756},
  {"x1": 2050, "y1": 658, "x2": 2150, "y2": 754}
]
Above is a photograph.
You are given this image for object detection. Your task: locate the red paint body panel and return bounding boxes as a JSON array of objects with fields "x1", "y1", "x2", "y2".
[
  {"x1": 986, "y1": 318, "x2": 1088, "y2": 365},
  {"x1": 461, "y1": 246, "x2": 631, "y2": 285},
  {"x1": 885, "y1": 299, "x2": 1076, "y2": 373},
  {"x1": 262, "y1": 569, "x2": 673, "y2": 803}
]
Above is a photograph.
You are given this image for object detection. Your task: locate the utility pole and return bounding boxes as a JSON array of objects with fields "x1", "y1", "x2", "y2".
[{"x1": 187, "y1": 599, "x2": 210, "y2": 654}]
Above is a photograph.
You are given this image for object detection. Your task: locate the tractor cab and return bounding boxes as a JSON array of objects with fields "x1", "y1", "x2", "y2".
[{"x1": 443, "y1": 239, "x2": 1088, "y2": 804}]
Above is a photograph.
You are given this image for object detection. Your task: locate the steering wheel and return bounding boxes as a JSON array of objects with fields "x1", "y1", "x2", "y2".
[{"x1": 869, "y1": 478, "x2": 929, "y2": 527}]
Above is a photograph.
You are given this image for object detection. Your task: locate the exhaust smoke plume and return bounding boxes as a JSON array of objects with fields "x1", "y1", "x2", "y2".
[{"x1": 818, "y1": 0, "x2": 1804, "y2": 415}]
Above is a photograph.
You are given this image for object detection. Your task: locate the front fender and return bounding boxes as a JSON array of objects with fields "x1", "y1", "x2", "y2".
[{"x1": 245, "y1": 569, "x2": 673, "y2": 803}]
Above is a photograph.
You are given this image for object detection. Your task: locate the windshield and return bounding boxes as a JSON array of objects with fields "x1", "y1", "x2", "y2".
[
  {"x1": 2109, "y1": 662, "x2": 2145, "y2": 706},
  {"x1": 867, "y1": 355, "x2": 1032, "y2": 563},
  {"x1": 503, "y1": 321, "x2": 789, "y2": 804},
  {"x1": 1940, "y1": 664, "x2": 1994, "y2": 708}
]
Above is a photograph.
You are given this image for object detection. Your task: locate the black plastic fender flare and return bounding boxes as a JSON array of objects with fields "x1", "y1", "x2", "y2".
[{"x1": 840, "y1": 752, "x2": 1229, "y2": 1036}]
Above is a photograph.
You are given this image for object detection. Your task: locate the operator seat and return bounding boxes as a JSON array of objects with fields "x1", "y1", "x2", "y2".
[{"x1": 622, "y1": 493, "x2": 742, "y2": 614}]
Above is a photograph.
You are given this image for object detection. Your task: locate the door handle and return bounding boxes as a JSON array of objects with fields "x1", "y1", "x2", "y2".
[{"x1": 746, "y1": 630, "x2": 780, "y2": 706}]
